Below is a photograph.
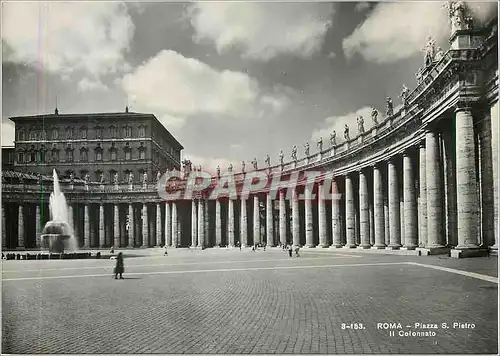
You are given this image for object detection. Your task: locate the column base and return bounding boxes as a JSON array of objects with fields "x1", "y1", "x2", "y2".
[
  {"x1": 372, "y1": 244, "x2": 386, "y2": 249},
  {"x1": 357, "y1": 245, "x2": 371, "y2": 249},
  {"x1": 329, "y1": 244, "x2": 344, "y2": 249},
  {"x1": 401, "y1": 245, "x2": 417, "y2": 251},
  {"x1": 344, "y1": 244, "x2": 357, "y2": 249},
  {"x1": 489, "y1": 245, "x2": 498, "y2": 256},
  {"x1": 318, "y1": 244, "x2": 330, "y2": 248},
  {"x1": 386, "y1": 245, "x2": 401, "y2": 250},
  {"x1": 416, "y1": 247, "x2": 450, "y2": 256},
  {"x1": 303, "y1": 245, "x2": 316, "y2": 248},
  {"x1": 450, "y1": 248, "x2": 489, "y2": 258}
]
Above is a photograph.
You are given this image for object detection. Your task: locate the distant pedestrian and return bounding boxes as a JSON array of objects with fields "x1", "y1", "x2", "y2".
[
  {"x1": 252, "y1": 245, "x2": 255, "y2": 252},
  {"x1": 239, "y1": 241, "x2": 242, "y2": 251},
  {"x1": 295, "y1": 246, "x2": 300, "y2": 257},
  {"x1": 114, "y1": 252, "x2": 124, "y2": 279},
  {"x1": 288, "y1": 245, "x2": 293, "y2": 257},
  {"x1": 164, "y1": 246, "x2": 168, "y2": 256},
  {"x1": 263, "y1": 243, "x2": 266, "y2": 251}
]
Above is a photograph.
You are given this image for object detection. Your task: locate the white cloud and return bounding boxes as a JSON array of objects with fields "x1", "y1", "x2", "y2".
[
  {"x1": 186, "y1": 3, "x2": 335, "y2": 61},
  {"x1": 122, "y1": 49, "x2": 290, "y2": 123},
  {"x1": 327, "y1": 51, "x2": 336, "y2": 59},
  {"x1": 343, "y1": 1, "x2": 497, "y2": 64},
  {"x1": 77, "y1": 78, "x2": 109, "y2": 92},
  {"x1": 2, "y1": 2, "x2": 134, "y2": 81},
  {"x1": 312, "y1": 106, "x2": 385, "y2": 143}
]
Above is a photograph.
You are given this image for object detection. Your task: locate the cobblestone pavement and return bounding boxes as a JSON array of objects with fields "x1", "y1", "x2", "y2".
[{"x1": 2, "y1": 249, "x2": 498, "y2": 354}]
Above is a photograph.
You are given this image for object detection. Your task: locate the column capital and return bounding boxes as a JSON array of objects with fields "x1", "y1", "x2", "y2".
[
  {"x1": 419, "y1": 140, "x2": 426, "y2": 149},
  {"x1": 454, "y1": 101, "x2": 473, "y2": 113}
]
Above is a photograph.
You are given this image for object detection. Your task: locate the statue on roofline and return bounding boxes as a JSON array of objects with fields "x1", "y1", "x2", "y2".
[
  {"x1": 317, "y1": 137, "x2": 323, "y2": 151},
  {"x1": 344, "y1": 124, "x2": 350, "y2": 141},
  {"x1": 330, "y1": 131, "x2": 336, "y2": 147},
  {"x1": 291, "y1": 145, "x2": 297, "y2": 161},
  {"x1": 304, "y1": 142, "x2": 310, "y2": 157},
  {"x1": 357, "y1": 116, "x2": 364, "y2": 134},
  {"x1": 386, "y1": 97, "x2": 394, "y2": 116},
  {"x1": 279, "y1": 150, "x2": 284, "y2": 165},
  {"x1": 371, "y1": 107, "x2": 379, "y2": 125},
  {"x1": 265, "y1": 154, "x2": 271, "y2": 167}
]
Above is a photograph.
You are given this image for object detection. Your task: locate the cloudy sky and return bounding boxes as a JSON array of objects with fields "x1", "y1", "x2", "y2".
[{"x1": 2, "y1": 1, "x2": 496, "y2": 170}]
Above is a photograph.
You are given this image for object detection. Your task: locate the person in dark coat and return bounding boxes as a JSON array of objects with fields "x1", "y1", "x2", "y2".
[
  {"x1": 114, "y1": 252, "x2": 124, "y2": 279},
  {"x1": 288, "y1": 245, "x2": 293, "y2": 257}
]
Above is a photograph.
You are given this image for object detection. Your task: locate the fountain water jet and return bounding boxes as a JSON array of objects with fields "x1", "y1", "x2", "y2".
[{"x1": 40, "y1": 170, "x2": 78, "y2": 253}]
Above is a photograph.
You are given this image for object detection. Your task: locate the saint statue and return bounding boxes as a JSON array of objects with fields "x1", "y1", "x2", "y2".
[
  {"x1": 114, "y1": 172, "x2": 119, "y2": 185},
  {"x1": 279, "y1": 150, "x2": 284, "y2": 165},
  {"x1": 216, "y1": 165, "x2": 221, "y2": 178},
  {"x1": 400, "y1": 85, "x2": 410, "y2": 106},
  {"x1": 198, "y1": 165, "x2": 202, "y2": 172},
  {"x1": 291, "y1": 145, "x2": 297, "y2": 161},
  {"x1": 156, "y1": 171, "x2": 161, "y2": 182},
  {"x1": 446, "y1": 0, "x2": 468, "y2": 33},
  {"x1": 434, "y1": 47, "x2": 444, "y2": 62},
  {"x1": 100, "y1": 173, "x2": 104, "y2": 184},
  {"x1": 143, "y1": 171, "x2": 148, "y2": 184},
  {"x1": 241, "y1": 161, "x2": 246, "y2": 173},
  {"x1": 344, "y1": 124, "x2": 350, "y2": 141},
  {"x1": 228, "y1": 163, "x2": 233, "y2": 173},
  {"x1": 330, "y1": 131, "x2": 336, "y2": 147},
  {"x1": 423, "y1": 36, "x2": 436, "y2": 67},
  {"x1": 304, "y1": 142, "x2": 310, "y2": 157},
  {"x1": 386, "y1": 97, "x2": 394, "y2": 116},
  {"x1": 317, "y1": 137, "x2": 323, "y2": 151},
  {"x1": 85, "y1": 173, "x2": 90, "y2": 184},
  {"x1": 252, "y1": 158, "x2": 258, "y2": 170},
  {"x1": 357, "y1": 116, "x2": 364, "y2": 134},
  {"x1": 371, "y1": 107, "x2": 379, "y2": 125},
  {"x1": 128, "y1": 172, "x2": 133, "y2": 184},
  {"x1": 69, "y1": 172, "x2": 74, "y2": 183},
  {"x1": 265, "y1": 154, "x2": 271, "y2": 167}
]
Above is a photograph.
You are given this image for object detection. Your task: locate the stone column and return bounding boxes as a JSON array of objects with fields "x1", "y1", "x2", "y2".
[
  {"x1": 426, "y1": 130, "x2": 445, "y2": 249},
  {"x1": 419, "y1": 143, "x2": 428, "y2": 247},
  {"x1": 142, "y1": 204, "x2": 148, "y2": 247},
  {"x1": 266, "y1": 193, "x2": 274, "y2": 247},
  {"x1": 204, "y1": 199, "x2": 209, "y2": 247},
  {"x1": 17, "y1": 204, "x2": 24, "y2": 248},
  {"x1": 373, "y1": 165, "x2": 385, "y2": 248},
  {"x1": 345, "y1": 174, "x2": 356, "y2": 248},
  {"x1": 358, "y1": 170, "x2": 370, "y2": 248},
  {"x1": 165, "y1": 203, "x2": 171, "y2": 247},
  {"x1": 454, "y1": 107, "x2": 481, "y2": 252},
  {"x1": 35, "y1": 204, "x2": 42, "y2": 248},
  {"x1": 332, "y1": 179, "x2": 342, "y2": 247},
  {"x1": 156, "y1": 203, "x2": 162, "y2": 247},
  {"x1": 318, "y1": 182, "x2": 327, "y2": 247},
  {"x1": 171, "y1": 202, "x2": 178, "y2": 247},
  {"x1": 114, "y1": 204, "x2": 120, "y2": 248},
  {"x1": 240, "y1": 198, "x2": 248, "y2": 246},
  {"x1": 228, "y1": 199, "x2": 235, "y2": 247},
  {"x1": 2, "y1": 205, "x2": 7, "y2": 249},
  {"x1": 253, "y1": 195, "x2": 260, "y2": 245},
  {"x1": 305, "y1": 189, "x2": 314, "y2": 247},
  {"x1": 99, "y1": 204, "x2": 105, "y2": 248},
  {"x1": 442, "y1": 130, "x2": 458, "y2": 247},
  {"x1": 215, "y1": 199, "x2": 222, "y2": 247},
  {"x1": 84, "y1": 204, "x2": 90, "y2": 248},
  {"x1": 388, "y1": 158, "x2": 401, "y2": 249},
  {"x1": 403, "y1": 152, "x2": 418, "y2": 249},
  {"x1": 292, "y1": 189, "x2": 300, "y2": 246},
  {"x1": 490, "y1": 101, "x2": 499, "y2": 251},
  {"x1": 198, "y1": 199, "x2": 205, "y2": 247},
  {"x1": 191, "y1": 200, "x2": 197, "y2": 247},
  {"x1": 279, "y1": 190, "x2": 287, "y2": 246},
  {"x1": 128, "y1": 204, "x2": 134, "y2": 247}
]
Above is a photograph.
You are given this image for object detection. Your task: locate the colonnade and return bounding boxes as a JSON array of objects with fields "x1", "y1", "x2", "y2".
[{"x1": 2, "y1": 105, "x2": 498, "y2": 254}]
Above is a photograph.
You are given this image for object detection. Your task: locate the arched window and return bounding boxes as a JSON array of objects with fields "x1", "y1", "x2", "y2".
[
  {"x1": 66, "y1": 126, "x2": 74, "y2": 139},
  {"x1": 110, "y1": 125, "x2": 117, "y2": 138},
  {"x1": 52, "y1": 128, "x2": 59, "y2": 140},
  {"x1": 51, "y1": 149, "x2": 59, "y2": 162},
  {"x1": 95, "y1": 126, "x2": 103, "y2": 139},
  {"x1": 80, "y1": 127, "x2": 87, "y2": 139},
  {"x1": 138, "y1": 125, "x2": 146, "y2": 138},
  {"x1": 110, "y1": 148, "x2": 117, "y2": 161},
  {"x1": 66, "y1": 149, "x2": 74, "y2": 162},
  {"x1": 18, "y1": 129, "x2": 25, "y2": 141},
  {"x1": 80, "y1": 148, "x2": 88, "y2": 162},
  {"x1": 17, "y1": 150, "x2": 24, "y2": 163},
  {"x1": 95, "y1": 145, "x2": 103, "y2": 161},
  {"x1": 40, "y1": 130, "x2": 47, "y2": 140},
  {"x1": 30, "y1": 130, "x2": 37, "y2": 141}
]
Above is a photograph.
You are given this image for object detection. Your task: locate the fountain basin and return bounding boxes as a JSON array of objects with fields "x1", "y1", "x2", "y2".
[{"x1": 41, "y1": 220, "x2": 74, "y2": 253}]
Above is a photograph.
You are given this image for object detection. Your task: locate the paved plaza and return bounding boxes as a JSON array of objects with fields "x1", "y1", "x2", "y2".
[{"x1": 2, "y1": 248, "x2": 498, "y2": 354}]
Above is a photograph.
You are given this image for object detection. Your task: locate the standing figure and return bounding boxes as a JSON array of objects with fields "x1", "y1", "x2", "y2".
[
  {"x1": 357, "y1": 116, "x2": 364, "y2": 134},
  {"x1": 400, "y1": 85, "x2": 410, "y2": 106},
  {"x1": 291, "y1": 145, "x2": 297, "y2": 161},
  {"x1": 423, "y1": 36, "x2": 436, "y2": 67},
  {"x1": 371, "y1": 107, "x2": 379, "y2": 125},
  {"x1": 100, "y1": 173, "x2": 105, "y2": 184},
  {"x1": 344, "y1": 124, "x2": 350, "y2": 141},
  {"x1": 317, "y1": 136, "x2": 323, "y2": 152},
  {"x1": 198, "y1": 165, "x2": 202, "y2": 172},
  {"x1": 304, "y1": 142, "x2": 310, "y2": 157},
  {"x1": 434, "y1": 47, "x2": 444, "y2": 62},
  {"x1": 265, "y1": 154, "x2": 271, "y2": 167},
  {"x1": 241, "y1": 161, "x2": 246, "y2": 173},
  {"x1": 69, "y1": 172, "x2": 74, "y2": 184},
  {"x1": 330, "y1": 131, "x2": 336, "y2": 147},
  {"x1": 216, "y1": 165, "x2": 221, "y2": 178},
  {"x1": 128, "y1": 172, "x2": 134, "y2": 185},
  {"x1": 279, "y1": 150, "x2": 284, "y2": 165},
  {"x1": 228, "y1": 163, "x2": 233, "y2": 173},
  {"x1": 143, "y1": 172, "x2": 148, "y2": 184},
  {"x1": 114, "y1": 252, "x2": 124, "y2": 279},
  {"x1": 156, "y1": 170, "x2": 161, "y2": 183},
  {"x1": 386, "y1": 97, "x2": 394, "y2": 116},
  {"x1": 252, "y1": 157, "x2": 258, "y2": 170},
  {"x1": 85, "y1": 173, "x2": 90, "y2": 185},
  {"x1": 114, "y1": 172, "x2": 119, "y2": 186}
]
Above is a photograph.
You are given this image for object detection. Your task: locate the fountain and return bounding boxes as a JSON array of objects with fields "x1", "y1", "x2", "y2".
[{"x1": 40, "y1": 170, "x2": 78, "y2": 253}]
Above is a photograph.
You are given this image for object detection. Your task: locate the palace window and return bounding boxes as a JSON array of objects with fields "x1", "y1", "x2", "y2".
[
  {"x1": 52, "y1": 128, "x2": 59, "y2": 140},
  {"x1": 138, "y1": 125, "x2": 146, "y2": 138},
  {"x1": 96, "y1": 149, "x2": 103, "y2": 161},
  {"x1": 125, "y1": 150, "x2": 131, "y2": 160},
  {"x1": 139, "y1": 150, "x2": 145, "y2": 160},
  {"x1": 80, "y1": 127, "x2": 87, "y2": 139},
  {"x1": 110, "y1": 148, "x2": 117, "y2": 161},
  {"x1": 17, "y1": 151, "x2": 24, "y2": 163},
  {"x1": 40, "y1": 130, "x2": 47, "y2": 140},
  {"x1": 123, "y1": 125, "x2": 132, "y2": 138},
  {"x1": 66, "y1": 150, "x2": 74, "y2": 162},
  {"x1": 110, "y1": 125, "x2": 117, "y2": 138},
  {"x1": 96, "y1": 126, "x2": 103, "y2": 139},
  {"x1": 39, "y1": 149, "x2": 45, "y2": 163},
  {"x1": 66, "y1": 127, "x2": 74, "y2": 139},
  {"x1": 30, "y1": 130, "x2": 37, "y2": 141},
  {"x1": 18, "y1": 129, "x2": 25, "y2": 141},
  {"x1": 80, "y1": 148, "x2": 88, "y2": 162},
  {"x1": 51, "y1": 149, "x2": 59, "y2": 162}
]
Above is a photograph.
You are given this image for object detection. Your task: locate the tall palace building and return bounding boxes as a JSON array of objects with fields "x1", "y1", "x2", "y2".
[{"x1": 1, "y1": 11, "x2": 499, "y2": 258}]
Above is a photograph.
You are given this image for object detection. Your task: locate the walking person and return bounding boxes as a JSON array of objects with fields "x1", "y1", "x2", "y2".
[
  {"x1": 114, "y1": 252, "x2": 124, "y2": 279},
  {"x1": 288, "y1": 245, "x2": 293, "y2": 257},
  {"x1": 164, "y1": 246, "x2": 168, "y2": 256},
  {"x1": 295, "y1": 245, "x2": 300, "y2": 257}
]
